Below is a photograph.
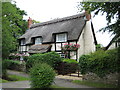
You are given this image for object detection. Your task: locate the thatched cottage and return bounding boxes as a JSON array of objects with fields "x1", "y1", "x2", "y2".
[{"x1": 19, "y1": 12, "x2": 97, "y2": 61}]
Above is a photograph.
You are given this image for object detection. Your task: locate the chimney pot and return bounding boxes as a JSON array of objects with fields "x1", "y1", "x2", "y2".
[
  {"x1": 28, "y1": 17, "x2": 32, "y2": 28},
  {"x1": 85, "y1": 11, "x2": 91, "y2": 21}
]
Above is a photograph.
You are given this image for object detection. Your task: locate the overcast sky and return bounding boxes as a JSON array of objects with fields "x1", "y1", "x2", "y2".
[{"x1": 14, "y1": 0, "x2": 114, "y2": 47}]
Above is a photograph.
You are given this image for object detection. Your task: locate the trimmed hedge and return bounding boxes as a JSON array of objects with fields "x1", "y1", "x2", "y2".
[
  {"x1": 56, "y1": 59, "x2": 78, "y2": 75},
  {"x1": 62, "y1": 59, "x2": 78, "y2": 64},
  {"x1": 79, "y1": 49, "x2": 118, "y2": 77},
  {"x1": 30, "y1": 63, "x2": 56, "y2": 88},
  {"x1": 26, "y1": 52, "x2": 62, "y2": 72}
]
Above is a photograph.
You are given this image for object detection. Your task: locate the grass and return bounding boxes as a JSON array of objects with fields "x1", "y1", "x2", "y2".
[
  {"x1": 72, "y1": 80, "x2": 117, "y2": 88},
  {"x1": 8, "y1": 75, "x2": 29, "y2": 81},
  {"x1": 1, "y1": 75, "x2": 29, "y2": 83},
  {"x1": 0, "y1": 78, "x2": 8, "y2": 83}
]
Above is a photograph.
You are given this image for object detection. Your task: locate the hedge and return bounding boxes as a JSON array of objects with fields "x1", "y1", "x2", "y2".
[
  {"x1": 79, "y1": 49, "x2": 118, "y2": 77},
  {"x1": 26, "y1": 52, "x2": 62, "y2": 72},
  {"x1": 56, "y1": 59, "x2": 78, "y2": 75},
  {"x1": 4, "y1": 59, "x2": 26, "y2": 71}
]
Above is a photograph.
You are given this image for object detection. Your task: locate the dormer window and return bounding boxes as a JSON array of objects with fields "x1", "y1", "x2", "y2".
[
  {"x1": 20, "y1": 39, "x2": 25, "y2": 45},
  {"x1": 56, "y1": 33, "x2": 67, "y2": 42},
  {"x1": 35, "y1": 37, "x2": 42, "y2": 45}
]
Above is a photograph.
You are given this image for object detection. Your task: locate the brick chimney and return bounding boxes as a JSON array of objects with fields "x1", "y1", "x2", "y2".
[
  {"x1": 85, "y1": 11, "x2": 91, "y2": 21},
  {"x1": 28, "y1": 17, "x2": 32, "y2": 28}
]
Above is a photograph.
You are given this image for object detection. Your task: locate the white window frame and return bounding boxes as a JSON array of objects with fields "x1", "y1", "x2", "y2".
[
  {"x1": 56, "y1": 33, "x2": 67, "y2": 42},
  {"x1": 35, "y1": 37, "x2": 42, "y2": 45},
  {"x1": 21, "y1": 39, "x2": 25, "y2": 45}
]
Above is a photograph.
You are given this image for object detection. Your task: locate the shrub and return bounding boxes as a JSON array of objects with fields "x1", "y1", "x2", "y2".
[
  {"x1": 56, "y1": 59, "x2": 78, "y2": 75},
  {"x1": 79, "y1": 49, "x2": 118, "y2": 77},
  {"x1": 26, "y1": 52, "x2": 62, "y2": 72},
  {"x1": 79, "y1": 55, "x2": 91, "y2": 74},
  {"x1": 2, "y1": 60, "x2": 10, "y2": 78},
  {"x1": 30, "y1": 63, "x2": 56, "y2": 88},
  {"x1": 5, "y1": 59, "x2": 26, "y2": 71},
  {"x1": 62, "y1": 59, "x2": 78, "y2": 64}
]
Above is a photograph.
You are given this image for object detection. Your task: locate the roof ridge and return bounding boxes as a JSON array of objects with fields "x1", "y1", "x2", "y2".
[{"x1": 30, "y1": 13, "x2": 85, "y2": 29}]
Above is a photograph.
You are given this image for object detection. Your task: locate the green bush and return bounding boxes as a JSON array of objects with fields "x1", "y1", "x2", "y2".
[
  {"x1": 30, "y1": 63, "x2": 56, "y2": 88},
  {"x1": 56, "y1": 59, "x2": 78, "y2": 75},
  {"x1": 78, "y1": 55, "x2": 91, "y2": 74},
  {"x1": 79, "y1": 49, "x2": 118, "y2": 77},
  {"x1": 2, "y1": 60, "x2": 10, "y2": 78},
  {"x1": 26, "y1": 52, "x2": 62, "y2": 72},
  {"x1": 5, "y1": 59, "x2": 26, "y2": 71},
  {"x1": 62, "y1": 59, "x2": 78, "y2": 64}
]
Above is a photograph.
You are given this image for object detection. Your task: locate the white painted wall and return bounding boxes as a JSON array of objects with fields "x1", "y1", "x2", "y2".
[
  {"x1": 77, "y1": 20, "x2": 96, "y2": 61},
  {"x1": 84, "y1": 21, "x2": 96, "y2": 54}
]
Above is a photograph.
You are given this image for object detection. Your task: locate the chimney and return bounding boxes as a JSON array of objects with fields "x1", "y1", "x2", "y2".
[
  {"x1": 85, "y1": 11, "x2": 91, "y2": 21},
  {"x1": 28, "y1": 17, "x2": 32, "y2": 28}
]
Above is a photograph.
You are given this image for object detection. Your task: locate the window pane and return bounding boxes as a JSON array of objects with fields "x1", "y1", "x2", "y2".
[
  {"x1": 56, "y1": 33, "x2": 67, "y2": 42},
  {"x1": 21, "y1": 39, "x2": 25, "y2": 45},
  {"x1": 35, "y1": 37, "x2": 42, "y2": 44}
]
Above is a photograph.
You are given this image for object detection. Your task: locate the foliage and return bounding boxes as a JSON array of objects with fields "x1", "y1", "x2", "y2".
[
  {"x1": 79, "y1": 2, "x2": 120, "y2": 41},
  {"x1": 1, "y1": 60, "x2": 10, "y2": 78},
  {"x1": 79, "y1": 49, "x2": 118, "y2": 77},
  {"x1": 96, "y1": 44, "x2": 103, "y2": 51},
  {"x1": 30, "y1": 63, "x2": 56, "y2": 88},
  {"x1": 4, "y1": 59, "x2": 26, "y2": 71},
  {"x1": 78, "y1": 55, "x2": 91, "y2": 74},
  {"x1": 62, "y1": 59, "x2": 78, "y2": 64},
  {"x1": 26, "y1": 52, "x2": 62, "y2": 72},
  {"x1": 2, "y1": 2, "x2": 27, "y2": 59},
  {"x1": 56, "y1": 59, "x2": 78, "y2": 75}
]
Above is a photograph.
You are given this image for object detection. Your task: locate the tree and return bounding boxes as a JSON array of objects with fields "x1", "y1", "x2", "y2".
[
  {"x1": 2, "y1": 2, "x2": 27, "y2": 59},
  {"x1": 78, "y1": 2, "x2": 120, "y2": 37}
]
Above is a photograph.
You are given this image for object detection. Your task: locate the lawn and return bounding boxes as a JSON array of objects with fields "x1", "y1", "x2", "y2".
[
  {"x1": 1, "y1": 74, "x2": 29, "y2": 83},
  {"x1": 72, "y1": 80, "x2": 117, "y2": 88}
]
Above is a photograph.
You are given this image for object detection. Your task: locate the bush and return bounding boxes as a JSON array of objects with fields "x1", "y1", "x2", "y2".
[
  {"x1": 79, "y1": 49, "x2": 118, "y2": 77},
  {"x1": 30, "y1": 63, "x2": 56, "y2": 88},
  {"x1": 5, "y1": 59, "x2": 26, "y2": 71},
  {"x1": 63, "y1": 59, "x2": 78, "y2": 64},
  {"x1": 2, "y1": 60, "x2": 10, "y2": 78},
  {"x1": 56, "y1": 59, "x2": 78, "y2": 75},
  {"x1": 26, "y1": 52, "x2": 62, "y2": 72}
]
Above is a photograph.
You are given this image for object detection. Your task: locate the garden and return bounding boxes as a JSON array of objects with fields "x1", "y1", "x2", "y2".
[
  {"x1": 1, "y1": 51, "x2": 79, "y2": 88},
  {"x1": 1, "y1": 48, "x2": 119, "y2": 88}
]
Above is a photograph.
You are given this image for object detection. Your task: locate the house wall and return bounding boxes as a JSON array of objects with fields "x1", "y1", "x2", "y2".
[
  {"x1": 84, "y1": 21, "x2": 96, "y2": 54},
  {"x1": 77, "y1": 21, "x2": 96, "y2": 61}
]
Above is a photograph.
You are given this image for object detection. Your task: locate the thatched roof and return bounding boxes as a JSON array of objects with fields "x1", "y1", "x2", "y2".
[
  {"x1": 28, "y1": 44, "x2": 52, "y2": 53},
  {"x1": 19, "y1": 13, "x2": 86, "y2": 44}
]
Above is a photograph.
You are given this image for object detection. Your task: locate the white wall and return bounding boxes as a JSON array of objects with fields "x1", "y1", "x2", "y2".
[
  {"x1": 77, "y1": 20, "x2": 96, "y2": 61},
  {"x1": 84, "y1": 21, "x2": 96, "y2": 54}
]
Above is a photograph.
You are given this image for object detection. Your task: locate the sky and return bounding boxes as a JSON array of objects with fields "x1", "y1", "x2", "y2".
[{"x1": 13, "y1": 0, "x2": 114, "y2": 47}]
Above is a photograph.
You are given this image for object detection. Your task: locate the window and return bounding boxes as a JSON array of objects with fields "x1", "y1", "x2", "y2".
[
  {"x1": 60, "y1": 53, "x2": 65, "y2": 58},
  {"x1": 56, "y1": 33, "x2": 67, "y2": 42},
  {"x1": 20, "y1": 39, "x2": 25, "y2": 45},
  {"x1": 35, "y1": 37, "x2": 42, "y2": 44}
]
